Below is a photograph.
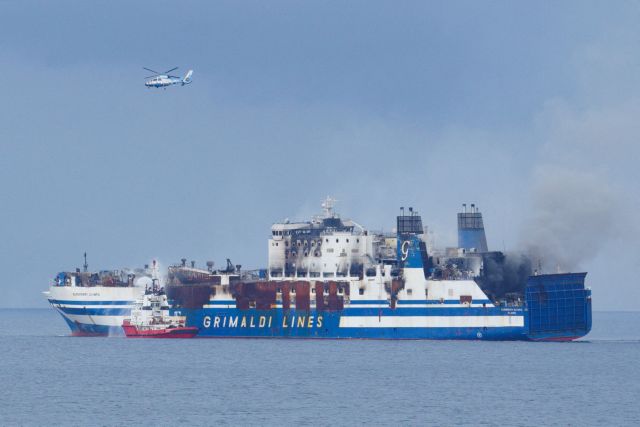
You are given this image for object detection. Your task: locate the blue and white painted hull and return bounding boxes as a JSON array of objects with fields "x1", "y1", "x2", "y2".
[
  {"x1": 182, "y1": 304, "x2": 528, "y2": 340},
  {"x1": 44, "y1": 286, "x2": 142, "y2": 336},
  {"x1": 175, "y1": 272, "x2": 592, "y2": 341}
]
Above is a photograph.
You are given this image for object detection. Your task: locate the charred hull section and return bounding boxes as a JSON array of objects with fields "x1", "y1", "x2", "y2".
[
  {"x1": 167, "y1": 284, "x2": 217, "y2": 309},
  {"x1": 234, "y1": 281, "x2": 350, "y2": 311},
  {"x1": 169, "y1": 280, "x2": 355, "y2": 312}
]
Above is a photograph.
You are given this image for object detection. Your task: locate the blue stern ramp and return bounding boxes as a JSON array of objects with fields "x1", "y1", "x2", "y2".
[{"x1": 525, "y1": 273, "x2": 592, "y2": 341}]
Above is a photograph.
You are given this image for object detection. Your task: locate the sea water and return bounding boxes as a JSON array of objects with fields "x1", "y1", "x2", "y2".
[{"x1": 0, "y1": 309, "x2": 639, "y2": 426}]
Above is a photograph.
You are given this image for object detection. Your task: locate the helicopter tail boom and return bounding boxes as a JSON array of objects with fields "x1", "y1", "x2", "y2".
[{"x1": 182, "y1": 70, "x2": 193, "y2": 86}]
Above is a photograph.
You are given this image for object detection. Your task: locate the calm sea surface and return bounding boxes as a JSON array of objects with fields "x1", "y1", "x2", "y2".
[{"x1": 0, "y1": 309, "x2": 639, "y2": 426}]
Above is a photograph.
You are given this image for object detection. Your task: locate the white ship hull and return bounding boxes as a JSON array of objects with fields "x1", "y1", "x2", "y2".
[{"x1": 45, "y1": 285, "x2": 144, "y2": 336}]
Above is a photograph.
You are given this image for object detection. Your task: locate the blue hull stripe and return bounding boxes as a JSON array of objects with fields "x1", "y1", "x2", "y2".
[
  {"x1": 48, "y1": 299, "x2": 134, "y2": 306},
  {"x1": 340, "y1": 307, "x2": 522, "y2": 316},
  {"x1": 348, "y1": 300, "x2": 387, "y2": 305},
  {"x1": 191, "y1": 307, "x2": 523, "y2": 316},
  {"x1": 58, "y1": 307, "x2": 131, "y2": 316},
  {"x1": 61, "y1": 316, "x2": 123, "y2": 336},
  {"x1": 317, "y1": 299, "x2": 495, "y2": 306},
  {"x1": 397, "y1": 299, "x2": 493, "y2": 305}
]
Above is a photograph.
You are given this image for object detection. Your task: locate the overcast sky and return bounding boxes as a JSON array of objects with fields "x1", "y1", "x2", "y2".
[{"x1": 1, "y1": 1, "x2": 639, "y2": 309}]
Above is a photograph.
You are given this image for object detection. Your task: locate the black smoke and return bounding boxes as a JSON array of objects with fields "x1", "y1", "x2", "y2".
[{"x1": 477, "y1": 252, "x2": 533, "y2": 301}]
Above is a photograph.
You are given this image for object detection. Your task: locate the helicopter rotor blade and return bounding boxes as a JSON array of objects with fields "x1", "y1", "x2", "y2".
[
  {"x1": 163, "y1": 67, "x2": 179, "y2": 74},
  {"x1": 143, "y1": 67, "x2": 160, "y2": 75}
]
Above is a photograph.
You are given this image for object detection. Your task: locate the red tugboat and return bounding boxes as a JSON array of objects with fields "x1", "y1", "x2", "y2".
[{"x1": 122, "y1": 280, "x2": 198, "y2": 338}]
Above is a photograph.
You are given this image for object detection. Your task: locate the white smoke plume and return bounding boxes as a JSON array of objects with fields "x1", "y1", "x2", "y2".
[{"x1": 520, "y1": 166, "x2": 621, "y2": 272}]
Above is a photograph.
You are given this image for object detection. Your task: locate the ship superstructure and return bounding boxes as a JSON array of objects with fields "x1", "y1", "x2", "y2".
[{"x1": 268, "y1": 197, "x2": 381, "y2": 279}]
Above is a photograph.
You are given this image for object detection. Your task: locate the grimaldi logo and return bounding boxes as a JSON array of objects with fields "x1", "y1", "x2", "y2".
[{"x1": 203, "y1": 314, "x2": 323, "y2": 329}]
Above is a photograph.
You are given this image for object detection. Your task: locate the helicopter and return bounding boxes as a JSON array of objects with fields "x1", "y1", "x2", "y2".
[{"x1": 143, "y1": 67, "x2": 193, "y2": 89}]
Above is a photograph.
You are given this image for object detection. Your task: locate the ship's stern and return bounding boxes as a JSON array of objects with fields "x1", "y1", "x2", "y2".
[{"x1": 525, "y1": 273, "x2": 592, "y2": 341}]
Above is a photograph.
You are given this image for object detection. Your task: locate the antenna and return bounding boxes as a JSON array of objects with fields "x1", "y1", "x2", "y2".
[
  {"x1": 321, "y1": 196, "x2": 337, "y2": 218},
  {"x1": 83, "y1": 252, "x2": 88, "y2": 273}
]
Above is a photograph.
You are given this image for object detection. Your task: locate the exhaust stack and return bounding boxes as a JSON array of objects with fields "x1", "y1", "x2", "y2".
[
  {"x1": 457, "y1": 203, "x2": 488, "y2": 253},
  {"x1": 396, "y1": 207, "x2": 429, "y2": 271}
]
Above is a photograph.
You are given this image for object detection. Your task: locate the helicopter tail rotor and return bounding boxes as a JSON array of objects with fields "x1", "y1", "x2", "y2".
[{"x1": 182, "y1": 70, "x2": 193, "y2": 85}]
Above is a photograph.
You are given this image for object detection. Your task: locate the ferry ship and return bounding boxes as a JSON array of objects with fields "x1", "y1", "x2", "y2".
[
  {"x1": 43, "y1": 257, "x2": 158, "y2": 336},
  {"x1": 167, "y1": 200, "x2": 592, "y2": 340},
  {"x1": 45, "y1": 255, "x2": 242, "y2": 336},
  {"x1": 46, "y1": 199, "x2": 592, "y2": 340}
]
